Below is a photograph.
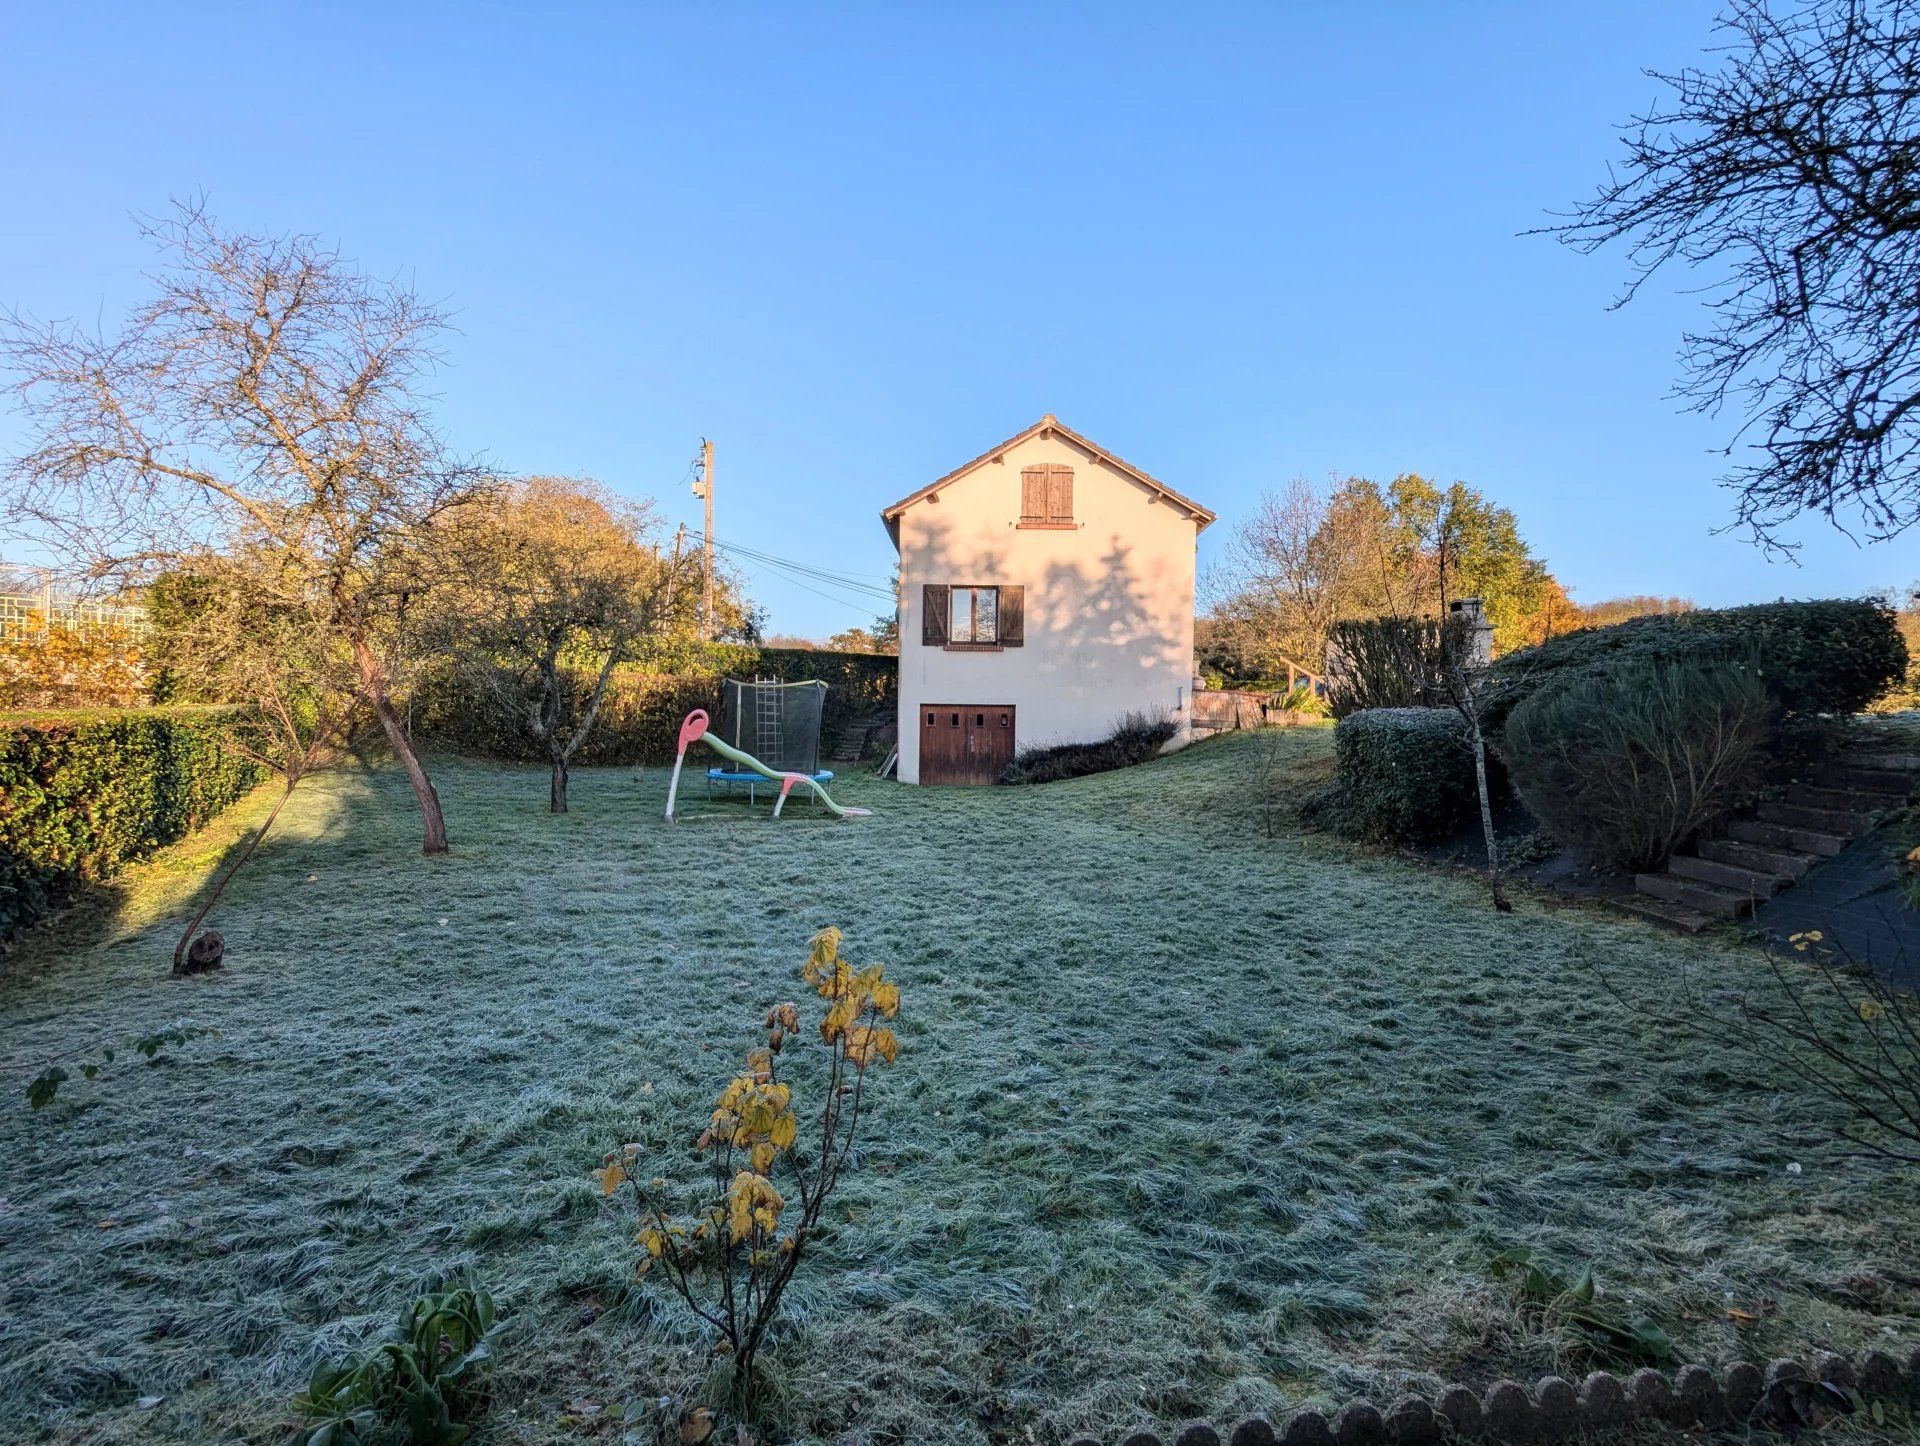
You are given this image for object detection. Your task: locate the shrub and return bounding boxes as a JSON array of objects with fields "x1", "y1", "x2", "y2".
[
  {"x1": 0, "y1": 621, "x2": 146, "y2": 709},
  {"x1": 1273, "y1": 682, "x2": 1330, "y2": 717},
  {"x1": 1485, "y1": 598, "x2": 1906, "y2": 731},
  {"x1": 1324, "y1": 617, "x2": 1456, "y2": 718},
  {"x1": 999, "y1": 710, "x2": 1178, "y2": 785},
  {"x1": 0, "y1": 708, "x2": 263, "y2": 942},
  {"x1": 1500, "y1": 656, "x2": 1773, "y2": 870},
  {"x1": 601, "y1": 926, "x2": 901, "y2": 1405},
  {"x1": 1331, "y1": 707, "x2": 1481, "y2": 843},
  {"x1": 1869, "y1": 598, "x2": 1920, "y2": 714}
]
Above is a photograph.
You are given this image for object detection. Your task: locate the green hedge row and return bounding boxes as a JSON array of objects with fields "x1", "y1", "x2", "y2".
[
  {"x1": 411, "y1": 647, "x2": 898, "y2": 766},
  {"x1": 1331, "y1": 707, "x2": 1488, "y2": 844},
  {"x1": 1484, "y1": 598, "x2": 1908, "y2": 730},
  {"x1": 0, "y1": 708, "x2": 264, "y2": 942}
]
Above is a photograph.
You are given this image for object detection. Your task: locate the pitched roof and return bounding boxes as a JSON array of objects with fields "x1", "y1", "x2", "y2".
[{"x1": 879, "y1": 415, "x2": 1216, "y2": 530}]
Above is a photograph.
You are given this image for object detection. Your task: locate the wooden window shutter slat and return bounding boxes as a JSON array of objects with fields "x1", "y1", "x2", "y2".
[
  {"x1": 921, "y1": 584, "x2": 950, "y2": 646},
  {"x1": 1020, "y1": 467, "x2": 1046, "y2": 523},
  {"x1": 1047, "y1": 465, "x2": 1073, "y2": 522},
  {"x1": 999, "y1": 585, "x2": 1024, "y2": 646}
]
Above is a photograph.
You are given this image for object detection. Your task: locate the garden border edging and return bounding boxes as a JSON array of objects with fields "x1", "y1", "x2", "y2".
[{"x1": 1066, "y1": 1346, "x2": 1920, "y2": 1444}]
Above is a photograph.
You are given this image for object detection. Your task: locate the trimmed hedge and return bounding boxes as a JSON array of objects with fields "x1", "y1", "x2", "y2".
[
  {"x1": 411, "y1": 647, "x2": 897, "y2": 766},
  {"x1": 1485, "y1": 598, "x2": 1907, "y2": 730},
  {"x1": 1332, "y1": 707, "x2": 1481, "y2": 844},
  {"x1": 0, "y1": 707, "x2": 264, "y2": 941}
]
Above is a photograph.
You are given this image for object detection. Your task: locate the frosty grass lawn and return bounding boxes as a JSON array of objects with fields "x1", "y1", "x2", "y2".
[{"x1": 2, "y1": 728, "x2": 1916, "y2": 1444}]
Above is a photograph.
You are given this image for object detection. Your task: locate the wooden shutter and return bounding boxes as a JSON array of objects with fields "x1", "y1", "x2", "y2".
[
  {"x1": 998, "y1": 585, "x2": 1024, "y2": 646},
  {"x1": 1020, "y1": 467, "x2": 1046, "y2": 523},
  {"x1": 1046, "y1": 466, "x2": 1073, "y2": 522},
  {"x1": 921, "y1": 584, "x2": 950, "y2": 646}
]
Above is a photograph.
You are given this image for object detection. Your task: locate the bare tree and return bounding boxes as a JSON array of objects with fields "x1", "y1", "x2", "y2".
[
  {"x1": 1552, "y1": 0, "x2": 1920, "y2": 547},
  {"x1": 436, "y1": 478, "x2": 693, "y2": 812},
  {"x1": 1429, "y1": 506, "x2": 1513, "y2": 913},
  {"x1": 0, "y1": 202, "x2": 492, "y2": 853},
  {"x1": 146, "y1": 555, "x2": 372, "y2": 973}
]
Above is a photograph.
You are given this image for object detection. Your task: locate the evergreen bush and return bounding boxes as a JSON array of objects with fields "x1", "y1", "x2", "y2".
[
  {"x1": 1331, "y1": 707, "x2": 1483, "y2": 843},
  {"x1": 0, "y1": 708, "x2": 263, "y2": 941},
  {"x1": 1484, "y1": 598, "x2": 1906, "y2": 731},
  {"x1": 1500, "y1": 656, "x2": 1773, "y2": 870}
]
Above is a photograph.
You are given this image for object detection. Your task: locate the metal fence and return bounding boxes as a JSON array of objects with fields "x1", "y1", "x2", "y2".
[{"x1": 0, "y1": 564, "x2": 149, "y2": 641}]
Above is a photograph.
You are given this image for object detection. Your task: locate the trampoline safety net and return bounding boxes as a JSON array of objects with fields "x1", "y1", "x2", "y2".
[{"x1": 715, "y1": 678, "x2": 828, "y2": 775}]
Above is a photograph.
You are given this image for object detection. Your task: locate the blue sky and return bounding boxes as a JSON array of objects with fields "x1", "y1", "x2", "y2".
[{"x1": 3, "y1": 2, "x2": 1913, "y2": 636}]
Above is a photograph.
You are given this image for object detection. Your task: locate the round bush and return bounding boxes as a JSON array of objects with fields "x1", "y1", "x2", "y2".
[
  {"x1": 1332, "y1": 707, "x2": 1479, "y2": 844},
  {"x1": 1500, "y1": 657, "x2": 1773, "y2": 871}
]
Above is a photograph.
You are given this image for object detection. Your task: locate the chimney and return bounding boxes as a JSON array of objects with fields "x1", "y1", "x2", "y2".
[{"x1": 1449, "y1": 597, "x2": 1494, "y2": 668}]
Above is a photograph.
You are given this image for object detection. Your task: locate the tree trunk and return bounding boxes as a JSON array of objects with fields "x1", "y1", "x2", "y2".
[
  {"x1": 550, "y1": 756, "x2": 568, "y2": 814},
  {"x1": 354, "y1": 636, "x2": 449, "y2": 854},
  {"x1": 172, "y1": 777, "x2": 296, "y2": 974},
  {"x1": 1467, "y1": 710, "x2": 1511, "y2": 913}
]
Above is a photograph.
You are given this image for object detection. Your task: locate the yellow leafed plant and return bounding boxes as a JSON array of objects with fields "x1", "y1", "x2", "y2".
[{"x1": 596, "y1": 926, "x2": 903, "y2": 1409}]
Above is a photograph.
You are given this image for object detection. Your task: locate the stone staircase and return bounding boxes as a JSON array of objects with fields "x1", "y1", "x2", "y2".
[
  {"x1": 828, "y1": 713, "x2": 891, "y2": 763},
  {"x1": 1612, "y1": 750, "x2": 1918, "y2": 933}
]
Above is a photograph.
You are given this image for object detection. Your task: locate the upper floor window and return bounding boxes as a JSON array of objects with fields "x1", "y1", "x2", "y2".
[
  {"x1": 921, "y1": 583, "x2": 1025, "y2": 648},
  {"x1": 1020, "y1": 465, "x2": 1074, "y2": 526},
  {"x1": 950, "y1": 585, "x2": 998, "y2": 643}
]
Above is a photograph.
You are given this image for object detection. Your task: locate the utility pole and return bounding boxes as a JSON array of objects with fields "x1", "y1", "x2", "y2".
[{"x1": 692, "y1": 438, "x2": 715, "y2": 639}]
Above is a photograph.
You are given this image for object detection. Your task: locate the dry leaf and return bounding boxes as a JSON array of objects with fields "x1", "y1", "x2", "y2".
[{"x1": 681, "y1": 1406, "x2": 716, "y2": 1444}]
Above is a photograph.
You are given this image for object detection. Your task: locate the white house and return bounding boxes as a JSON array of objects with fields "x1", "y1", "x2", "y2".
[{"x1": 880, "y1": 415, "x2": 1215, "y2": 784}]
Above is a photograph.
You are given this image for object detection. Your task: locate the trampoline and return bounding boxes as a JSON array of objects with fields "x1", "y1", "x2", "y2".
[
  {"x1": 704, "y1": 677, "x2": 831, "y2": 807},
  {"x1": 705, "y1": 765, "x2": 836, "y2": 806}
]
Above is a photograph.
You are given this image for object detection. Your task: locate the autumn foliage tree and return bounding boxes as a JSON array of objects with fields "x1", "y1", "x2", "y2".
[
  {"x1": 1205, "y1": 473, "x2": 1568, "y2": 679},
  {"x1": 0, "y1": 202, "x2": 492, "y2": 853},
  {"x1": 599, "y1": 927, "x2": 902, "y2": 1406},
  {"x1": 435, "y1": 477, "x2": 694, "y2": 812}
]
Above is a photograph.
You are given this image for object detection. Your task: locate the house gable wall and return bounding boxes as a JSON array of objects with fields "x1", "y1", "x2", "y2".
[{"x1": 892, "y1": 429, "x2": 1199, "y2": 784}]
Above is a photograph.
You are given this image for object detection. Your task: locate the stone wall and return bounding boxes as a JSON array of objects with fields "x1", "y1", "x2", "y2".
[{"x1": 1065, "y1": 1348, "x2": 1919, "y2": 1445}]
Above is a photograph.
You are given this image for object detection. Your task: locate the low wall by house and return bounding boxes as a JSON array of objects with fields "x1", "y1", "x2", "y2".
[
  {"x1": 1065, "y1": 1348, "x2": 1919, "y2": 1446},
  {"x1": 1187, "y1": 690, "x2": 1320, "y2": 735}
]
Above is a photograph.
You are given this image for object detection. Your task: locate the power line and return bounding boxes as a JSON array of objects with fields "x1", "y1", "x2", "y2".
[
  {"x1": 709, "y1": 537, "x2": 898, "y2": 605},
  {"x1": 710, "y1": 537, "x2": 897, "y2": 596}
]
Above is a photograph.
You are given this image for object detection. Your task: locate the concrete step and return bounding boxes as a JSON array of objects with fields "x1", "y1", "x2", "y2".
[
  {"x1": 1840, "y1": 749, "x2": 1920, "y2": 773},
  {"x1": 1697, "y1": 837, "x2": 1814, "y2": 880},
  {"x1": 1668, "y1": 853, "x2": 1789, "y2": 897},
  {"x1": 1636, "y1": 872, "x2": 1756, "y2": 919},
  {"x1": 1727, "y1": 817, "x2": 1850, "y2": 857},
  {"x1": 1756, "y1": 800, "x2": 1875, "y2": 838},
  {"x1": 1787, "y1": 784, "x2": 1898, "y2": 813},
  {"x1": 1815, "y1": 762, "x2": 1916, "y2": 797},
  {"x1": 1609, "y1": 894, "x2": 1719, "y2": 934}
]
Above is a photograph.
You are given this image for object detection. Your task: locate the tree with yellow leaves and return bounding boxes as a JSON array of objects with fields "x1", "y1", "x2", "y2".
[{"x1": 597, "y1": 926, "x2": 902, "y2": 1404}]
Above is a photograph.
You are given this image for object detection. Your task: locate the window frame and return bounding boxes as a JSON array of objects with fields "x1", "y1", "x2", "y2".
[{"x1": 948, "y1": 584, "x2": 1000, "y2": 646}]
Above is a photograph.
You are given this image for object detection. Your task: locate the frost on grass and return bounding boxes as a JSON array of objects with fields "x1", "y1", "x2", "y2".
[{"x1": 0, "y1": 731, "x2": 1916, "y2": 1443}]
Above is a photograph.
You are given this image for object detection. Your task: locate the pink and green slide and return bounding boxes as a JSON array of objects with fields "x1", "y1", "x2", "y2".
[{"x1": 665, "y1": 709, "x2": 872, "y2": 821}]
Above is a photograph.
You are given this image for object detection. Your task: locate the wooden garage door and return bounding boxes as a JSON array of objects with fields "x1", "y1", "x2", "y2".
[{"x1": 919, "y1": 704, "x2": 1015, "y2": 785}]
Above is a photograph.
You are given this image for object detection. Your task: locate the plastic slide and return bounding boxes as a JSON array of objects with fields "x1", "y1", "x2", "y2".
[{"x1": 665, "y1": 709, "x2": 872, "y2": 822}]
